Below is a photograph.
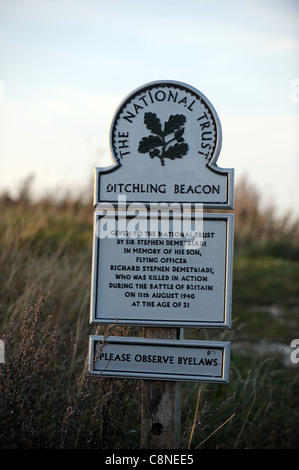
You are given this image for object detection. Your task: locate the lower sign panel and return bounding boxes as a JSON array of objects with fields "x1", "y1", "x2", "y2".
[{"x1": 88, "y1": 336, "x2": 230, "y2": 383}]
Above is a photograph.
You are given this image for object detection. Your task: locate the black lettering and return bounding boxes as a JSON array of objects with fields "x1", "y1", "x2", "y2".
[
  {"x1": 133, "y1": 103, "x2": 143, "y2": 114},
  {"x1": 202, "y1": 131, "x2": 212, "y2": 140},
  {"x1": 187, "y1": 99, "x2": 196, "y2": 111},
  {"x1": 167, "y1": 90, "x2": 178, "y2": 102},
  {"x1": 122, "y1": 110, "x2": 135, "y2": 123},
  {"x1": 155, "y1": 90, "x2": 166, "y2": 101}
]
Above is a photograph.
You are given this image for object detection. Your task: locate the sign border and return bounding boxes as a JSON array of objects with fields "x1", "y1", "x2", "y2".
[
  {"x1": 88, "y1": 335, "x2": 231, "y2": 383},
  {"x1": 109, "y1": 80, "x2": 222, "y2": 166},
  {"x1": 94, "y1": 165, "x2": 234, "y2": 209},
  {"x1": 90, "y1": 213, "x2": 234, "y2": 328}
]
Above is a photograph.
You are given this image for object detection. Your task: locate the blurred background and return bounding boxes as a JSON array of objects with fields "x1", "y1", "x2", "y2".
[
  {"x1": 0, "y1": 0, "x2": 299, "y2": 450},
  {"x1": 0, "y1": 0, "x2": 298, "y2": 218}
]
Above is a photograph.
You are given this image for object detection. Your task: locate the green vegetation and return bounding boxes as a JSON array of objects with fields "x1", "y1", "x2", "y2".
[{"x1": 0, "y1": 177, "x2": 298, "y2": 448}]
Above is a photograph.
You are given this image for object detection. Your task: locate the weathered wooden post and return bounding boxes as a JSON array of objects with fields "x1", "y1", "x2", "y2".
[
  {"x1": 140, "y1": 327, "x2": 181, "y2": 449},
  {"x1": 87, "y1": 80, "x2": 234, "y2": 450}
]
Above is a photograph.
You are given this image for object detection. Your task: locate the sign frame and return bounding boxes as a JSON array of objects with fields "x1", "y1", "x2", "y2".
[
  {"x1": 88, "y1": 335, "x2": 231, "y2": 383},
  {"x1": 90, "y1": 212, "x2": 234, "y2": 329},
  {"x1": 94, "y1": 165, "x2": 234, "y2": 209}
]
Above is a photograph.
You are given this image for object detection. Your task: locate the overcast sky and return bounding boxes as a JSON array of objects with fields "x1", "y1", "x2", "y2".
[{"x1": 0, "y1": 0, "x2": 298, "y2": 217}]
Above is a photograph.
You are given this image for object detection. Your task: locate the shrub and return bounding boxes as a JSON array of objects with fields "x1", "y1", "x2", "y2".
[{"x1": 0, "y1": 298, "x2": 141, "y2": 449}]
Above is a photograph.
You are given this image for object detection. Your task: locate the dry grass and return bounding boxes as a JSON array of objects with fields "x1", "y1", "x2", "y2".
[
  {"x1": 233, "y1": 177, "x2": 299, "y2": 258},
  {"x1": 0, "y1": 298, "x2": 141, "y2": 449},
  {"x1": 0, "y1": 175, "x2": 298, "y2": 448}
]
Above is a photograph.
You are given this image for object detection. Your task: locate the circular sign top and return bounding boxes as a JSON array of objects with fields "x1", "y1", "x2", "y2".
[{"x1": 110, "y1": 80, "x2": 222, "y2": 167}]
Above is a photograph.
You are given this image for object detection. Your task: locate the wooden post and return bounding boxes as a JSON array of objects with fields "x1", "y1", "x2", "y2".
[{"x1": 140, "y1": 327, "x2": 181, "y2": 449}]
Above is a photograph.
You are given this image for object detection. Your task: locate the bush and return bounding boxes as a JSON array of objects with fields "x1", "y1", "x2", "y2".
[{"x1": 0, "y1": 298, "x2": 141, "y2": 449}]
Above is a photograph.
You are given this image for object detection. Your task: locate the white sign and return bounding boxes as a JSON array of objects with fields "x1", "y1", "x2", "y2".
[
  {"x1": 88, "y1": 336, "x2": 230, "y2": 383},
  {"x1": 95, "y1": 80, "x2": 234, "y2": 208},
  {"x1": 88, "y1": 81, "x2": 234, "y2": 385},
  {"x1": 90, "y1": 213, "x2": 234, "y2": 328}
]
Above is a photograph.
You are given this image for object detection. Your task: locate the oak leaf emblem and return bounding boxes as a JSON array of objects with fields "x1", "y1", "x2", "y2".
[{"x1": 138, "y1": 112, "x2": 189, "y2": 166}]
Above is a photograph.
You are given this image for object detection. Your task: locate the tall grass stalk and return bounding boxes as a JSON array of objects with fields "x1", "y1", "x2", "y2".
[
  {"x1": 195, "y1": 413, "x2": 236, "y2": 449},
  {"x1": 188, "y1": 387, "x2": 202, "y2": 449}
]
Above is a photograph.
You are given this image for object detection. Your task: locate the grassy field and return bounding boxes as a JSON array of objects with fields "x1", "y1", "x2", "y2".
[{"x1": 0, "y1": 177, "x2": 298, "y2": 449}]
